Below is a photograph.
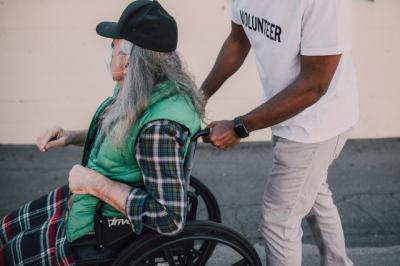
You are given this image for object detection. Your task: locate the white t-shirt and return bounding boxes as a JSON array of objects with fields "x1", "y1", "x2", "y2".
[{"x1": 231, "y1": 0, "x2": 359, "y2": 143}]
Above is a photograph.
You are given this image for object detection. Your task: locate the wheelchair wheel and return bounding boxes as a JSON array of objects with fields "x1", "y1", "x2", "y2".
[
  {"x1": 188, "y1": 176, "x2": 221, "y2": 223},
  {"x1": 187, "y1": 176, "x2": 222, "y2": 260},
  {"x1": 113, "y1": 221, "x2": 262, "y2": 266}
]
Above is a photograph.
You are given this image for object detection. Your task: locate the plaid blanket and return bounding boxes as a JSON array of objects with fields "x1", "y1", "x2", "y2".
[{"x1": 0, "y1": 185, "x2": 75, "y2": 266}]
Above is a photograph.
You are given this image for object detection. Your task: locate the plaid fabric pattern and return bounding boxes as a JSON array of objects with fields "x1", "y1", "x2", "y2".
[
  {"x1": 0, "y1": 185, "x2": 75, "y2": 266},
  {"x1": 126, "y1": 120, "x2": 189, "y2": 235}
]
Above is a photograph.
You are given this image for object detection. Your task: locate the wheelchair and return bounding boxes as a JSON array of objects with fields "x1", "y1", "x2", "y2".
[{"x1": 70, "y1": 130, "x2": 262, "y2": 266}]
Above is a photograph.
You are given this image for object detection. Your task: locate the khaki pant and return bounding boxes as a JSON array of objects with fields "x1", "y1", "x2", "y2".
[{"x1": 260, "y1": 128, "x2": 354, "y2": 266}]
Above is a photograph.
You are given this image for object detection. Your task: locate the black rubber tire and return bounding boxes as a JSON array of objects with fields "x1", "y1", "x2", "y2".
[
  {"x1": 189, "y1": 176, "x2": 222, "y2": 223},
  {"x1": 113, "y1": 221, "x2": 262, "y2": 266}
]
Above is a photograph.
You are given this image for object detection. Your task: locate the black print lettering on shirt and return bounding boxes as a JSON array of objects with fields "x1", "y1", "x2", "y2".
[{"x1": 239, "y1": 10, "x2": 282, "y2": 43}]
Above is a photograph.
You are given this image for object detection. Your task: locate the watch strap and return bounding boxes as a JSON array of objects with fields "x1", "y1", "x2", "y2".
[{"x1": 233, "y1": 116, "x2": 249, "y2": 138}]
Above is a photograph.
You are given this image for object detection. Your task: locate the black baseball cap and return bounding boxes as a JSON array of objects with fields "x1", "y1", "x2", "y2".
[{"x1": 96, "y1": 0, "x2": 177, "y2": 52}]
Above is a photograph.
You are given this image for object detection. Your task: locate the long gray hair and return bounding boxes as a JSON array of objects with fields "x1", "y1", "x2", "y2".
[{"x1": 100, "y1": 40, "x2": 205, "y2": 147}]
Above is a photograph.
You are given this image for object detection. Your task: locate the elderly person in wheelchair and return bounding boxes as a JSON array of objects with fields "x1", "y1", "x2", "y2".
[
  {"x1": 1, "y1": 1, "x2": 262, "y2": 265},
  {"x1": 0, "y1": 0, "x2": 205, "y2": 264}
]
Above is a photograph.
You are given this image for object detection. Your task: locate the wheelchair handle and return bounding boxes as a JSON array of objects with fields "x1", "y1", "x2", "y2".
[{"x1": 191, "y1": 128, "x2": 211, "y2": 142}]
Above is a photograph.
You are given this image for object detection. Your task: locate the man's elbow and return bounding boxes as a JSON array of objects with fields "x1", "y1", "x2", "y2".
[{"x1": 306, "y1": 82, "x2": 330, "y2": 105}]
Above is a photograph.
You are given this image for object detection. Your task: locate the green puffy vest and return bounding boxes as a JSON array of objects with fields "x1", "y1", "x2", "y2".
[{"x1": 66, "y1": 81, "x2": 201, "y2": 242}]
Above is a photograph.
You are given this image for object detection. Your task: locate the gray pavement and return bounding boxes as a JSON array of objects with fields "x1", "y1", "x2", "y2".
[{"x1": 1, "y1": 138, "x2": 400, "y2": 265}]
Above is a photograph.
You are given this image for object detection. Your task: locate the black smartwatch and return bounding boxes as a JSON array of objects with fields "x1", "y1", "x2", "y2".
[{"x1": 233, "y1": 116, "x2": 249, "y2": 138}]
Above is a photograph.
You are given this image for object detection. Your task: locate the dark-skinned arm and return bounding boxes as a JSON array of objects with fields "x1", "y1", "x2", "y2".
[
  {"x1": 200, "y1": 22, "x2": 251, "y2": 100},
  {"x1": 242, "y1": 54, "x2": 341, "y2": 131},
  {"x1": 207, "y1": 54, "x2": 342, "y2": 150}
]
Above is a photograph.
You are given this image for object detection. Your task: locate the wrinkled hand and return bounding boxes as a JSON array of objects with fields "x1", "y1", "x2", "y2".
[
  {"x1": 203, "y1": 120, "x2": 240, "y2": 150},
  {"x1": 68, "y1": 165, "x2": 102, "y2": 195},
  {"x1": 36, "y1": 126, "x2": 74, "y2": 152}
]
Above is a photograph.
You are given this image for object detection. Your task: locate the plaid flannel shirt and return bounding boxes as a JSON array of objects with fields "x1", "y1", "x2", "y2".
[{"x1": 125, "y1": 119, "x2": 189, "y2": 235}]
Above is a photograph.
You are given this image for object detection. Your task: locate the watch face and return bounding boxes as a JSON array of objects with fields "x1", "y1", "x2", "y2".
[
  {"x1": 234, "y1": 117, "x2": 249, "y2": 138},
  {"x1": 236, "y1": 125, "x2": 249, "y2": 138}
]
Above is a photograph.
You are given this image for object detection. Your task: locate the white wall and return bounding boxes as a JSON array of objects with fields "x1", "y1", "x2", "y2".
[{"x1": 0, "y1": 0, "x2": 399, "y2": 143}]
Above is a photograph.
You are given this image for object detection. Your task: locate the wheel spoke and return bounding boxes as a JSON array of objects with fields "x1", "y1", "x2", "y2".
[
  {"x1": 148, "y1": 257, "x2": 156, "y2": 266},
  {"x1": 162, "y1": 247, "x2": 176, "y2": 266},
  {"x1": 192, "y1": 241, "x2": 215, "y2": 266},
  {"x1": 178, "y1": 244, "x2": 205, "y2": 266},
  {"x1": 136, "y1": 257, "x2": 155, "y2": 266},
  {"x1": 190, "y1": 247, "x2": 202, "y2": 260}
]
